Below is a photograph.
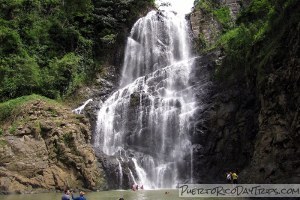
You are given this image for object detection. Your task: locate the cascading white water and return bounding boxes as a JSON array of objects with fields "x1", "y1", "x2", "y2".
[
  {"x1": 129, "y1": 169, "x2": 137, "y2": 185},
  {"x1": 117, "y1": 158, "x2": 123, "y2": 188},
  {"x1": 120, "y1": 6, "x2": 191, "y2": 87},
  {"x1": 132, "y1": 158, "x2": 152, "y2": 187},
  {"x1": 94, "y1": 0, "x2": 197, "y2": 189},
  {"x1": 72, "y1": 99, "x2": 93, "y2": 114}
]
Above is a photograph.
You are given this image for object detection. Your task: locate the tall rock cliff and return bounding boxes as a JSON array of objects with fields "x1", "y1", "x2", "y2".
[
  {"x1": 241, "y1": 6, "x2": 300, "y2": 182},
  {"x1": 190, "y1": 0, "x2": 300, "y2": 183}
]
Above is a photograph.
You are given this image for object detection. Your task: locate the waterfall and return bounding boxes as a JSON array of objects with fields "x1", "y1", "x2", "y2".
[
  {"x1": 94, "y1": 0, "x2": 197, "y2": 188},
  {"x1": 129, "y1": 169, "x2": 137, "y2": 185},
  {"x1": 132, "y1": 158, "x2": 152, "y2": 187},
  {"x1": 72, "y1": 99, "x2": 93, "y2": 114},
  {"x1": 117, "y1": 158, "x2": 123, "y2": 188}
]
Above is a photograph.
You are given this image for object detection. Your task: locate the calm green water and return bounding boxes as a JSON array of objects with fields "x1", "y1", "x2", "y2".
[{"x1": 0, "y1": 190, "x2": 244, "y2": 200}]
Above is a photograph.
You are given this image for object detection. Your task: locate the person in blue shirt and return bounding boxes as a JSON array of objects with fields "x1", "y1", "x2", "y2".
[
  {"x1": 72, "y1": 191, "x2": 86, "y2": 200},
  {"x1": 62, "y1": 189, "x2": 71, "y2": 200}
]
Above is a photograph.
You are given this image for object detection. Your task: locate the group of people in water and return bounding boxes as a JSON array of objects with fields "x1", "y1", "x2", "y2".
[
  {"x1": 61, "y1": 171, "x2": 238, "y2": 200},
  {"x1": 131, "y1": 184, "x2": 144, "y2": 191},
  {"x1": 61, "y1": 184, "x2": 144, "y2": 200},
  {"x1": 62, "y1": 189, "x2": 86, "y2": 200},
  {"x1": 226, "y1": 171, "x2": 239, "y2": 184}
]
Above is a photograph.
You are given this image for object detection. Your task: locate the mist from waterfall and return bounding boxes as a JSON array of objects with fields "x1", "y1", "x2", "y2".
[{"x1": 94, "y1": 0, "x2": 198, "y2": 189}]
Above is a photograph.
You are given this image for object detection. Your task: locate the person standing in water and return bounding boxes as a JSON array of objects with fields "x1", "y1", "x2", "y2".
[
  {"x1": 62, "y1": 189, "x2": 71, "y2": 200},
  {"x1": 132, "y1": 184, "x2": 136, "y2": 191},
  {"x1": 72, "y1": 191, "x2": 87, "y2": 200},
  {"x1": 226, "y1": 172, "x2": 232, "y2": 183}
]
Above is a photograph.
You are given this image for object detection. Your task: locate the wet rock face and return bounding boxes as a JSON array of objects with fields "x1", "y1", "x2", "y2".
[
  {"x1": 241, "y1": 44, "x2": 300, "y2": 183},
  {"x1": 184, "y1": 51, "x2": 258, "y2": 183},
  {"x1": 0, "y1": 100, "x2": 105, "y2": 194},
  {"x1": 94, "y1": 149, "x2": 137, "y2": 190},
  {"x1": 192, "y1": 80, "x2": 259, "y2": 183},
  {"x1": 192, "y1": 51, "x2": 299, "y2": 184},
  {"x1": 191, "y1": 7, "x2": 299, "y2": 184}
]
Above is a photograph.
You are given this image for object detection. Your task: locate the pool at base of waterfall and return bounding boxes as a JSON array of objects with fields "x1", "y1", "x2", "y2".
[{"x1": 0, "y1": 190, "x2": 246, "y2": 200}]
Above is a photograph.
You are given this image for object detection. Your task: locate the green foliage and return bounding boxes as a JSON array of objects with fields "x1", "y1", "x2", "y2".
[
  {"x1": 193, "y1": 0, "x2": 235, "y2": 52},
  {"x1": 196, "y1": 0, "x2": 213, "y2": 12},
  {"x1": 63, "y1": 0, "x2": 93, "y2": 18},
  {"x1": 213, "y1": 0, "x2": 299, "y2": 85},
  {"x1": 63, "y1": 132, "x2": 73, "y2": 144},
  {"x1": 237, "y1": 0, "x2": 272, "y2": 22},
  {"x1": 42, "y1": 53, "x2": 82, "y2": 97},
  {"x1": 34, "y1": 121, "x2": 41, "y2": 133},
  {"x1": 0, "y1": 55, "x2": 41, "y2": 100},
  {"x1": 0, "y1": 0, "x2": 92, "y2": 101},
  {"x1": 0, "y1": 94, "x2": 53, "y2": 123},
  {"x1": 101, "y1": 34, "x2": 117, "y2": 45},
  {"x1": 0, "y1": 139, "x2": 8, "y2": 147},
  {"x1": 195, "y1": 0, "x2": 233, "y2": 31},
  {"x1": 215, "y1": 25, "x2": 252, "y2": 81},
  {"x1": 93, "y1": 0, "x2": 154, "y2": 57},
  {"x1": 0, "y1": 26, "x2": 23, "y2": 54},
  {"x1": 9, "y1": 124, "x2": 17, "y2": 134},
  {"x1": 0, "y1": 128, "x2": 3, "y2": 136},
  {"x1": 0, "y1": 0, "x2": 154, "y2": 102},
  {"x1": 46, "y1": 107, "x2": 58, "y2": 116},
  {"x1": 213, "y1": 7, "x2": 233, "y2": 30},
  {"x1": 198, "y1": 33, "x2": 207, "y2": 50}
]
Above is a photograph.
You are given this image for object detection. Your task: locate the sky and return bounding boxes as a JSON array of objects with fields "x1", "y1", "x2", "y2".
[{"x1": 155, "y1": 0, "x2": 196, "y2": 15}]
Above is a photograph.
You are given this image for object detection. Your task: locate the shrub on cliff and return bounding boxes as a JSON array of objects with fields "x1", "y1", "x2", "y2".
[
  {"x1": 0, "y1": 94, "x2": 54, "y2": 123},
  {"x1": 213, "y1": 0, "x2": 299, "y2": 85}
]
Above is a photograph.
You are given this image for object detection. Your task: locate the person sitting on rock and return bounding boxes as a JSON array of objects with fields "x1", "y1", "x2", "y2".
[
  {"x1": 62, "y1": 189, "x2": 71, "y2": 200},
  {"x1": 72, "y1": 191, "x2": 86, "y2": 200}
]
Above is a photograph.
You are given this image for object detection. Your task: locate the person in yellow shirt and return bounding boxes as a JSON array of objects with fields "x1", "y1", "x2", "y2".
[{"x1": 232, "y1": 172, "x2": 238, "y2": 184}]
